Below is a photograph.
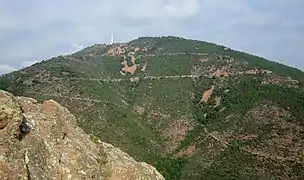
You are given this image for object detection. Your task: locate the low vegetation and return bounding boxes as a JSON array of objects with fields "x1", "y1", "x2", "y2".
[{"x1": 1, "y1": 36, "x2": 304, "y2": 179}]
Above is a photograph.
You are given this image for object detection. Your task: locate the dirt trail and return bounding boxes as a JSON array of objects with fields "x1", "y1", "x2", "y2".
[
  {"x1": 48, "y1": 71, "x2": 265, "y2": 83},
  {"x1": 83, "y1": 52, "x2": 210, "y2": 58},
  {"x1": 26, "y1": 92, "x2": 125, "y2": 107},
  {"x1": 68, "y1": 75, "x2": 202, "y2": 82},
  {"x1": 203, "y1": 128, "x2": 302, "y2": 163},
  {"x1": 141, "y1": 63, "x2": 147, "y2": 73}
]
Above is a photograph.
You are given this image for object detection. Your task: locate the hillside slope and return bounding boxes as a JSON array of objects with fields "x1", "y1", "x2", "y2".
[
  {"x1": 1, "y1": 36, "x2": 304, "y2": 179},
  {"x1": 0, "y1": 90, "x2": 164, "y2": 180}
]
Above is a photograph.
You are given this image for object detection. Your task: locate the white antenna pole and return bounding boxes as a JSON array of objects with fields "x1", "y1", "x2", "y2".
[{"x1": 111, "y1": 31, "x2": 114, "y2": 44}]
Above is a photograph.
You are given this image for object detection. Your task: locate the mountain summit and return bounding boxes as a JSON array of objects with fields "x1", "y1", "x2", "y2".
[{"x1": 1, "y1": 36, "x2": 304, "y2": 179}]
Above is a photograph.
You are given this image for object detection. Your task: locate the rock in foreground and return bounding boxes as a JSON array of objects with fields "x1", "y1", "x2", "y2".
[{"x1": 0, "y1": 90, "x2": 164, "y2": 180}]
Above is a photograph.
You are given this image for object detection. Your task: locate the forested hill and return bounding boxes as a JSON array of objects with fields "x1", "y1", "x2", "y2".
[{"x1": 1, "y1": 36, "x2": 304, "y2": 179}]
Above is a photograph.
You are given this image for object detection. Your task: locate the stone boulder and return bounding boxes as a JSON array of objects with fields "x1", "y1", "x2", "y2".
[{"x1": 0, "y1": 90, "x2": 165, "y2": 180}]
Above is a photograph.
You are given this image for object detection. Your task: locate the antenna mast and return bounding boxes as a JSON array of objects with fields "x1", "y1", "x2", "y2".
[{"x1": 111, "y1": 31, "x2": 114, "y2": 44}]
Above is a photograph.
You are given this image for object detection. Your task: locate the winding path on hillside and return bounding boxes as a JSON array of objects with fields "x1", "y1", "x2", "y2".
[
  {"x1": 79, "y1": 52, "x2": 210, "y2": 58},
  {"x1": 26, "y1": 92, "x2": 126, "y2": 107},
  {"x1": 68, "y1": 75, "x2": 203, "y2": 82},
  {"x1": 60, "y1": 51, "x2": 277, "y2": 83},
  {"x1": 203, "y1": 128, "x2": 303, "y2": 163},
  {"x1": 25, "y1": 90, "x2": 304, "y2": 164}
]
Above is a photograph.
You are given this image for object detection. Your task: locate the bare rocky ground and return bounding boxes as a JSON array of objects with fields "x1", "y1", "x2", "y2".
[{"x1": 0, "y1": 90, "x2": 164, "y2": 180}]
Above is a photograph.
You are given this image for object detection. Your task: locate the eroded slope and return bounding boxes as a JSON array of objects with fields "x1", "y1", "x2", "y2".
[{"x1": 1, "y1": 36, "x2": 304, "y2": 179}]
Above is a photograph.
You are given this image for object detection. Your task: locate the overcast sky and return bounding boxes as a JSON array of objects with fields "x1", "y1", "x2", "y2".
[{"x1": 0, "y1": 0, "x2": 303, "y2": 74}]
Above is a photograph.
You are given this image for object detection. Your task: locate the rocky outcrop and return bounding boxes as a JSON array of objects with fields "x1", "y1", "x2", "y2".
[{"x1": 0, "y1": 90, "x2": 165, "y2": 180}]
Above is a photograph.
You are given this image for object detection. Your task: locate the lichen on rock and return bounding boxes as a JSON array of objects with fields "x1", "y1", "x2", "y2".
[{"x1": 0, "y1": 90, "x2": 165, "y2": 180}]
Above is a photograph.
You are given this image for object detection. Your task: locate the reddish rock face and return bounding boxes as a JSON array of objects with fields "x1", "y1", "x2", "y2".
[{"x1": 201, "y1": 85, "x2": 215, "y2": 103}]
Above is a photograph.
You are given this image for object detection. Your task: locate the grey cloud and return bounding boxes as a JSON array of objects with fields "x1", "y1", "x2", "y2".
[{"x1": 0, "y1": 0, "x2": 303, "y2": 73}]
